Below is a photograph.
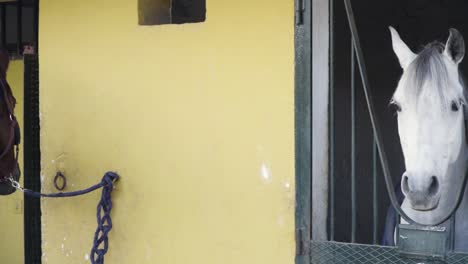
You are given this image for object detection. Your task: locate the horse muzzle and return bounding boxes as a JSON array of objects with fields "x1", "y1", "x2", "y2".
[{"x1": 402, "y1": 173, "x2": 441, "y2": 211}]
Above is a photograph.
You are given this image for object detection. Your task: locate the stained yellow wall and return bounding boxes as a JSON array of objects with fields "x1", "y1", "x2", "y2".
[
  {"x1": 0, "y1": 60, "x2": 24, "y2": 264},
  {"x1": 39, "y1": 0, "x2": 294, "y2": 263}
]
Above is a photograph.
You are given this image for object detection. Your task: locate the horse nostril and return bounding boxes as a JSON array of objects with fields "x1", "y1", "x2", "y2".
[
  {"x1": 428, "y1": 176, "x2": 439, "y2": 196},
  {"x1": 402, "y1": 174, "x2": 410, "y2": 194}
]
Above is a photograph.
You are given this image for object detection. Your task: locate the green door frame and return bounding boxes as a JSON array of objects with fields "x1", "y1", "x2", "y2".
[
  {"x1": 294, "y1": 0, "x2": 312, "y2": 263},
  {"x1": 295, "y1": 0, "x2": 330, "y2": 263}
]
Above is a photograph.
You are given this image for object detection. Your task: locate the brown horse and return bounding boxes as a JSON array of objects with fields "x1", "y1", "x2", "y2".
[{"x1": 0, "y1": 47, "x2": 20, "y2": 195}]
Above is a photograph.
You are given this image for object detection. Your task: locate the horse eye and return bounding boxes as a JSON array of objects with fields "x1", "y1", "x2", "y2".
[{"x1": 451, "y1": 101, "x2": 459, "y2": 112}]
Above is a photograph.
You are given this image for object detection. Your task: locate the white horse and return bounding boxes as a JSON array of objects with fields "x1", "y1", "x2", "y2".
[{"x1": 390, "y1": 26, "x2": 468, "y2": 251}]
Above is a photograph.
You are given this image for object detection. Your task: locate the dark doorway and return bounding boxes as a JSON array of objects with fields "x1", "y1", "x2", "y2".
[
  {"x1": 330, "y1": 0, "x2": 468, "y2": 245},
  {"x1": 23, "y1": 51, "x2": 40, "y2": 264}
]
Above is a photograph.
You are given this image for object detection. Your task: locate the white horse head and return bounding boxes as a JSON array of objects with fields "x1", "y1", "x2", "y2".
[{"x1": 390, "y1": 27, "x2": 468, "y2": 224}]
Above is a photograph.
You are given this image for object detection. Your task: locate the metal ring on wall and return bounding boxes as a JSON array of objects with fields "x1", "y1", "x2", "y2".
[{"x1": 54, "y1": 171, "x2": 67, "y2": 191}]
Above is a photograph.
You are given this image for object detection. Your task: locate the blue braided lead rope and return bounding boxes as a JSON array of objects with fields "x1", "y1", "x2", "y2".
[
  {"x1": 90, "y1": 172, "x2": 117, "y2": 264},
  {"x1": 16, "y1": 171, "x2": 119, "y2": 264}
]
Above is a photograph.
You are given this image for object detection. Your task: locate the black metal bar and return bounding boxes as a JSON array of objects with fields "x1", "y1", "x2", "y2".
[
  {"x1": 16, "y1": 0, "x2": 22, "y2": 55},
  {"x1": 33, "y1": 0, "x2": 38, "y2": 51},
  {"x1": 1, "y1": 4, "x2": 5, "y2": 48},
  {"x1": 351, "y1": 39, "x2": 357, "y2": 243},
  {"x1": 450, "y1": 217, "x2": 455, "y2": 251},
  {"x1": 23, "y1": 54, "x2": 42, "y2": 264},
  {"x1": 328, "y1": 0, "x2": 335, "y2": 242},
  {"x1": 372, "y1": 140, "x2": 378, "y2": 244},
  {"x1": 343, "y1": 0, "x2": 406, "y2": 224}
]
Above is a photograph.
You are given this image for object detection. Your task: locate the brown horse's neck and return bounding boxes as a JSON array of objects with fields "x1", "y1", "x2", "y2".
[{"x1": 0, "y1": 73, "x2": 16, "y2": 115}]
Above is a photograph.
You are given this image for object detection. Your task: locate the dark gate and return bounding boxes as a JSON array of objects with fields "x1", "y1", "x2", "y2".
[
  {"x1": 295, "y1": 0, "x2": 468, "y2": 263},
  {"x1": 23, "y1": 52, "x2": 41, "y2": 264}
]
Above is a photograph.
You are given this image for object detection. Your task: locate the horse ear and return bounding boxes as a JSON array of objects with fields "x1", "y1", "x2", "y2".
[
  {"x1": 444, "y1": 28, "x2": 465, "y2": 64},
  {"x1": 389, "y1": 26, "x2": 416, "y2": 69}
]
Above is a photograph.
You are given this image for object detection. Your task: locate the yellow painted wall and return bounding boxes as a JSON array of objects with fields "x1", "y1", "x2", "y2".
[
  {"x1": 39, "y1": 0, "x2": 294, "y2": 263},
  {"x1": 0, "y1": 60, "x2": 24, "y2": 264}
]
